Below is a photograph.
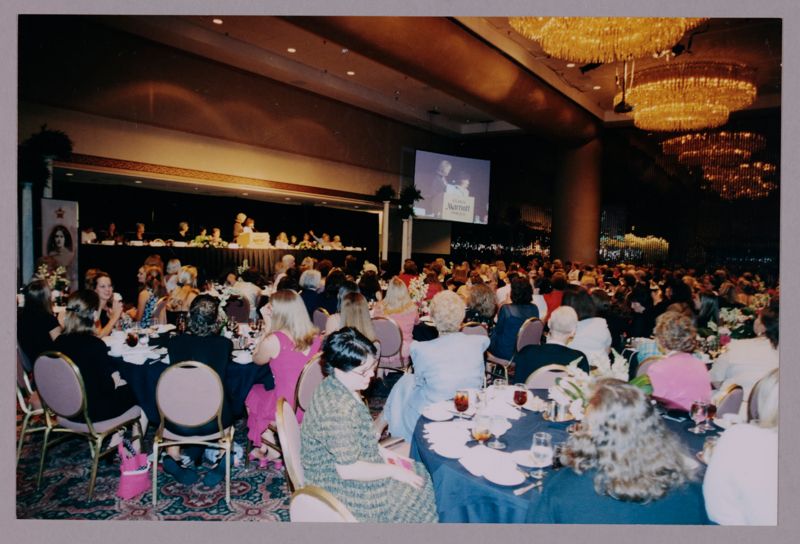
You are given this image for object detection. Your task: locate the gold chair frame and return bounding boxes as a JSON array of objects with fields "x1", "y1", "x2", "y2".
[
  {"x1": 16, "y1": 350, "x2": 45, "y2": 465},
  {"x1": 289, "y1": 485, "x2": 358, "y2": 522}
]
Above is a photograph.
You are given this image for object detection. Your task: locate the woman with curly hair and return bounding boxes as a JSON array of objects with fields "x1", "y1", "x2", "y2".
[
  {"x1": 463, "y1": 282, "x2": 496, "y2": 334},
  {"x1": 526, "y1": 380, "x2": 709, "y2": 524},
  {"x1": 380, "y1": 290, "x2": 488, "y2": 442},
  {"x1": 647, "y1": 310, "x2": 712, "y2": 411}
]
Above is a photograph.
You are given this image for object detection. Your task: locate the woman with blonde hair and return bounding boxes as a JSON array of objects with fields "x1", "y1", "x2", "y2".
[
  {"x1": 526, "y1": 380, "x2": 708, "y2": 524},
  {"x1": 245, "y1": 289, "x2": 323, "y2": 467},
  {"x1": 325, "y1": 292, "x2": 376, "y2": 342},
  {"x1": 703, "y1": 369, "x2": 778, "y2": 525},
  {"x1": 131, "y1": 265, "x2": 166, "y2": 327},
  {"x1": 166, "y1": 265, "x2": 199, "y2": 321},
  {"x1": 380, "y1": 290, "x2": 488, "y2": 442},
  {"x1": 373, "y1": 276, "x2": 419, "y2": 362}
]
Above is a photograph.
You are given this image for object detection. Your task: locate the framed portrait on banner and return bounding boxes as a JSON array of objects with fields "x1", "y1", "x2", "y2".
[{"x1": 40, "y1": 199, "x2": 79, "y2": 291}]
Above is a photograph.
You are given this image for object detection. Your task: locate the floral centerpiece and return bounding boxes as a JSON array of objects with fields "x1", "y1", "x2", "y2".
[
  {"x1": 34, "y1": 263, "x2": 70, "y2": 298},
  {"x1": 408, "y1": 273, "x2": 428, "y2": 302},
  {"x1": 296, "y1": 239, "x2": 318, "y2": 250},
  {"x1": 215, "y1": 285, "x2": 242, "y2": 335},
  {"x1": 547, "y1": 350, "x2": 652, "y2": 420}
]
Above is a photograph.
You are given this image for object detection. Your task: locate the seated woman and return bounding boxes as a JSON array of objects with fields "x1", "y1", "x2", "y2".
[
  {"x1": 132, "y1": 265, "x2": 166, "y2": 327},
  {"x1": 703, "y1": 368, "x2": 778, "y2": 525},
  {"x1": 89, "y1": 270, "x2": 125, "y2": 338},
  {"x1": 301, "y1": 328, "x2": 438, "y2": 523},
  {"x1": 165, "y1": 265, "x2": 199, "y2": 324},
  {"x1": 318, "y1": 268, "x2": 346, "y2": 315},
  {"x1": 381, "y1": 291, "x2": 489, "y2": 442},
  {"x1": 52, "y1": 290, "x2": 139, "y2": 423},
  {"x1": 372, "y1": 277, "x2": 419, "y2": 363},
  {"x1": 489, "y1": 277, "x2": 539, "y2": 360},
  {"x1": 163, "y1": 294, "x2": 235, "y2": 486},
  {"x1": 561, "y1": 288, "x2": 612, "y2": 362},
  {"x1": 245, "y1": 290, "x2": 322, "y2": 467},
  {"x1": 233, "y1": 267, "x2": 266, "y2": 322},
  {"x1": 513, "y1": 306, "x2": 590, "y2": 384},
  {"x1": 647, "y1": 311, "x2": 712, "y2": 412},
  {"x1": 164, "y1": 258, "x2": 182, "y2": 293},
  {"x1": 299, "y1": 269, "x2": 323, "y2": 319},
  {"x1": 324, "y1": 292, "x2": 377, "y2": 342},
  {"x1": 324, "y1": 281, "x2": 361, "y2": 336},
  {"x1": 357, "y1": 269, "x2": 383, "y2": 304},
  {"x1": 710, "y1": 305, "x2": 779, "y2": 400},
  {"x1": 526, "y1": 379, "x2": 708, "y2": 524},
  {"x1": 274, "y1": 231, "x2": 290, "y2": 249},
  {"x1": 463, "y1": 282, "x2": 496, "y2": 335},
  {"x1": 18, "y1": 279, "x2": 62, "y2": 364}
]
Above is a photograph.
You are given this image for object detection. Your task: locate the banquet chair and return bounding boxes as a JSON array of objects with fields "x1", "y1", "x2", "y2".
[
  {"x1": 33, "y1": 352, "x2": 143, "y2": 498},
  {"x1": 635, "y1": 356, "x2": 662, "y2": 378},
  {"x1": 289, "y1": 486, "x2": 357, "y2": 522},
  {"x1": 459, "y1": 322, "x2": 489, "y2": 336},
  {"x1": 152, "y1": 361, "x2": 234, "y2": 507},
  {"x1": 486, "y1": 316, "x2": 544, "y2": 383},
  {"x1": 372, "y1": 316, "x2": 406, "y2": 375},
  {"x1": 275, "y1": 397, "x2": 304, "y2": 493},
  {"x1": 715, "y1": 383, "x2": 744, "y2": 417},
  {"x1": 525, "y1": 364, "x2": 569, "y2": 389},
  {"x1": 294, "y1": 352, "x2": 325, "y2": 413},
  {"x1": 16, "y1": 346, "x2": 45, "y2": 465},
  {"x1": 312, "y1": 307, "x2": 330, "y2": 332},
  {"x1": 225, "y1": 296, "x2": 251, "y2": 323},
  {"x1": 152, "y1": 296, "x2": 168, "y2": 325}
]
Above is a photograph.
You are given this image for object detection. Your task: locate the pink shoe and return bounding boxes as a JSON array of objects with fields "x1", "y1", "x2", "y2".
[
  {"x1": 271, "y1": 459, "x2": 283, "y2": 471},
  {"x1": 248, "y1": 449, "x2": 269, "y2": 469}
]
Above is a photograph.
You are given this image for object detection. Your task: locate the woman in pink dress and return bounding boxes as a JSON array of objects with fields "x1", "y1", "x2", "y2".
[
  {"x1": 245, "y1": 289, "x2": 322, "y2": 467},
  {"x1": 646, "y1": 310, "x2": 711, "y2": 412},
  {"x1": 372, "y1": 277, "x2": 419, "y2": 363}
]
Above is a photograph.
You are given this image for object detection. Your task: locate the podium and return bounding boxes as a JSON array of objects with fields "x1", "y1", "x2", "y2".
[
  {"x1": 440, "y1": 193, "x2": 475, "y2": 222},
  {"x1": 237, "y1": 232, "x2": 271, "y2": 248}
]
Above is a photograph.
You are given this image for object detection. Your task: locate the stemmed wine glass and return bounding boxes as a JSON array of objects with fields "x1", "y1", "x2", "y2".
[
  {"x1": 689, "y1": 400, "x2": 709, "y2": 434},
  {"x1": 701, "y1": 403, "x2": 718, "y2": 431},
  {"x1": 486, "y1": 416, "x2": 507, "y2": 450},
  {"x1": 454, "y1": 390, "x2": 470, "y2": 419},
  {"x1": 530, "y1": 432, "x2": 553, "y2": 480},
  {"x1": 471, "y1": 415, "x2": 491, "y2": 445},
  {"x1": 513, "y1": 384, "x2": 528, "y2": 409}
]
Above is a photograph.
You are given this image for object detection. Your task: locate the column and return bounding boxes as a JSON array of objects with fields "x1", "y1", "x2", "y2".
[{"x1": 552, "y1": 138, "x2": 602, "y2": 264}]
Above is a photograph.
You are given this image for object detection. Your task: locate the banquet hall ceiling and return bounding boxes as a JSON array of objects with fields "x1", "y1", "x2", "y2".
[{"x1": 98, "y1": 15, "x2": 781, "y2": 138}]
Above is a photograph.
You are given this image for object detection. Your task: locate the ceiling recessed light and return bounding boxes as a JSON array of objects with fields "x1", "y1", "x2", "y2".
[
  {"x1": 592, "y1": 85, "x2": 602, "y2": 90},
  {"x1": 134, "y1": 180, "x2": 142, "y2": 184},
  {"x1": 354, "y1": 205, "x2": 360, "y2": 209},
  {"x1": 346, "y1": 70, "x2": 355, "y2": 76},
  {"x1": 321, "y1": 201, "x2": 327, "y2": 205},
  {"x1": 287, "y1": 47, "x2": 297, "y2": 53},
  {"x1": 341, "y1": 48, "x2": 349, "y2": 54},
  {"x1": 212, "y1": 18, "x2": 223, "y2": 25},
  {"x1": 566, "y1": 63, "x2": 576, "y2": 68},
  {"x1": 285, "y1": 197, "x2": 291, "y2": 201},
  {"x1": 242, "y1": 192, "x2": 249, "y2": 196},
  {"x1": 65, "y1": 172, "x2": 74, "y2": 177}
]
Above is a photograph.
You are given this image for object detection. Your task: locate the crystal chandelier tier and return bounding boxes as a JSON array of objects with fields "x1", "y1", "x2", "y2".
[{"x1": 661, "y1": 131, "x2": 767, "y2": 168}]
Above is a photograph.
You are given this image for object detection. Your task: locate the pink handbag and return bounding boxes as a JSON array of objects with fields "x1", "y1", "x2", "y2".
[{"x1": 116, "y1": 442, "x2": 150, "y2": 500}]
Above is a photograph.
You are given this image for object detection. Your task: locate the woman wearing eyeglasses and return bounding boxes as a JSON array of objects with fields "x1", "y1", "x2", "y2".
[{"x1": 301, "y1": 328, "x2": 437, "y2": 523}]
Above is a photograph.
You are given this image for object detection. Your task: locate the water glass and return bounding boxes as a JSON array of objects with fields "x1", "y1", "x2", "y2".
[
  {"x1": 471, "y1": 415, "x2": 491, "y2": 444},
  {"x1": 530, "y1": 432, "x2": 553, "y2": 479},
  {"x1": 487, "y1": 416, "x2": 507, "y2": 450}
]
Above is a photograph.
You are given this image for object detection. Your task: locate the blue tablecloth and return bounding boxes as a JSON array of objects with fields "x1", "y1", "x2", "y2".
[
  {"x1": 410, "y1": 389, "x2": 719, "y2": 523},
  {"x1": 111, "y1": 332, "x2": 274, "y2": 423}
]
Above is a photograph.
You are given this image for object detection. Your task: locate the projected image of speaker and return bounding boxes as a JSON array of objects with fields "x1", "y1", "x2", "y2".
[{"x1": 413, "y1": 150, "x2": 491, "y2": 224}]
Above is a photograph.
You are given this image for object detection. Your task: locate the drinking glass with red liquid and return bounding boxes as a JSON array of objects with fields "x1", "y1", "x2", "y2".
[
  {"x1": 454, "y1": 390, "x2": 470, "y2": 419},
  {"x1": 513, "y1": 383, "x2": 528, "y2": 408},
  {"x1": 702, "y1": 403, "x2": 718, "y2": 431}
]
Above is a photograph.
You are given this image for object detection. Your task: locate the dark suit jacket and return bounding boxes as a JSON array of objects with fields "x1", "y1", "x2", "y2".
[{"x1": 513, "y1": 343, "x2": 590, "y2": 384}]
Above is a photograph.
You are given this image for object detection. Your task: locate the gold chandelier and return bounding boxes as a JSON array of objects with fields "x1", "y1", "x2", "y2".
[
  {"x1": 661, "y1": 131, "x2": 767, "y2": 167},
  {"x1": 702, "y1": 163, "x2": 778, "y2": 200},
  {"x1": 507, "y1": 17, "x2": 706, "y2": 63},
  {"x1": 624, "y1": 62, "x2": 757, "y2": 131}
]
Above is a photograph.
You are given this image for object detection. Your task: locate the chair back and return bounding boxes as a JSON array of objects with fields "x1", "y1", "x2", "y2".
[
  {"x1": 635, "y1": 356, "x2": 662, "y2": 378},
  {"x1": 747, "y1": 380, "x2": 761, "y2": 422},
  {"x1": 275, "y1": 397, "x2": 304, "y2": 491},
  {"x1": 33, "y1": 352, "x2": 86, "y2": 420},
  {"x1": 372, "y1": 316, "x2": 403, "y2": 359},
  {"x1": 716, "y1": 384, "x2": 744, "y2": 417},
  {"x1": 516, "y1": 317, "x2": 544, "y2": 352},
  {"x1": 460, "y1": 322, "x2": 488, "y2": 336},
  {"x1": 290, "y1": 486, "x2": 357, "y2": 522},
  {"x1": 152, "y1": 296, "x2": 168, "y2": 325},
  {"x1": 156, "y1": 361, "x2": 223, "y2": 430},
  {"x1": 17, "y1": 346, "x2": 31, "y2": 391},
  {"x1": 294, "y1": 352, "x2": 325, "y2": 413},
  {"x1": 18, "y1": 342, "x2": 34, "y2": 373},
  {"x1": 525, "y1": 364, "x2": 569, "y2": 389},
  {"x1": 225, "y1": 296, "x2": 251, "y2": 323},
  {"x1": 312, "y1": 307, "x2": 330, "y2": 331}
]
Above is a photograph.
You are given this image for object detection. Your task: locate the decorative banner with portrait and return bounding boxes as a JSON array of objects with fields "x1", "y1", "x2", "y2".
[{"x1": 40, "y1": 199, "x2": 79, "y2": 293}]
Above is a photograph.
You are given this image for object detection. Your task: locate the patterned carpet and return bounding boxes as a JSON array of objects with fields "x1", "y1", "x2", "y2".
[{"x1": 16, "y1": 373, "x2": 400, "y2": 521}]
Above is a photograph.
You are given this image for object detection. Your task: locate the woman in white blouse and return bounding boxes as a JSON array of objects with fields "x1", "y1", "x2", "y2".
[{"x1": 703, "y1": 368, "x2": 778, "y2": 525}]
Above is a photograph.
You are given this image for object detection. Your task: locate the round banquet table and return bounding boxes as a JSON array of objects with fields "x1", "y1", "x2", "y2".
[
  {"x1": 410, "y1": 389, "x2": 720, "y2": 523},
  {"x1": 109, "y1": 331, "x2": 274, "y2": 424}
]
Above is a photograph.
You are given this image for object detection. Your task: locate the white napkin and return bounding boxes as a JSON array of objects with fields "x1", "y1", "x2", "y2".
[
  {"x1": 458, "y1": 445, "x2": 516, "y2": 477},
  {"x1": 423, "y1": 420, "x2": 472, "y2": 450},
  {"x1": 155, "y1": 323, "x2": 176, "y2": 334},
  {"x1": 232, "y1": 350, "x2": 253, "y2": 364},
  {"x1": 482, "y1": 395, "x2": 523, "y2": 420},
  {"x1": 119, "y1": 346, "x2": 159, "y2": 365}
]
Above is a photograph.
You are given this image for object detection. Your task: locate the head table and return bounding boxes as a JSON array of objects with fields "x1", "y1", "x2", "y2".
[{"x1": 410, "y1": 388, "x2": 719, "y2": 524}]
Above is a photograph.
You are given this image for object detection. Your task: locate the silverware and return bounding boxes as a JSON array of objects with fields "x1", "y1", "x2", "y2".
[{"x1": 513, "y1": 480, "x2": 542, "y2": 496}]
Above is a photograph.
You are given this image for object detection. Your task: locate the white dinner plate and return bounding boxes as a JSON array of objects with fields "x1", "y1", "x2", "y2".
[
  {"x1": 430, "y1": 443, "x2": 470, "y2": 459},
  {"x1": 483, "y1": 465, "x2": 526, "y2": 486},
  {"x1": 422, "y1": 405, "x2": 453, "y2": 422},
  {"x1": 511, "y1": 450, "x2": 537, "y2": 468}
]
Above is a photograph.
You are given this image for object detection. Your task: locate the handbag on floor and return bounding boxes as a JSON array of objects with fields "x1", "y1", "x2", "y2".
[{"x1": 116, "y1": 440, "x2": 150, "y2": 500}]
